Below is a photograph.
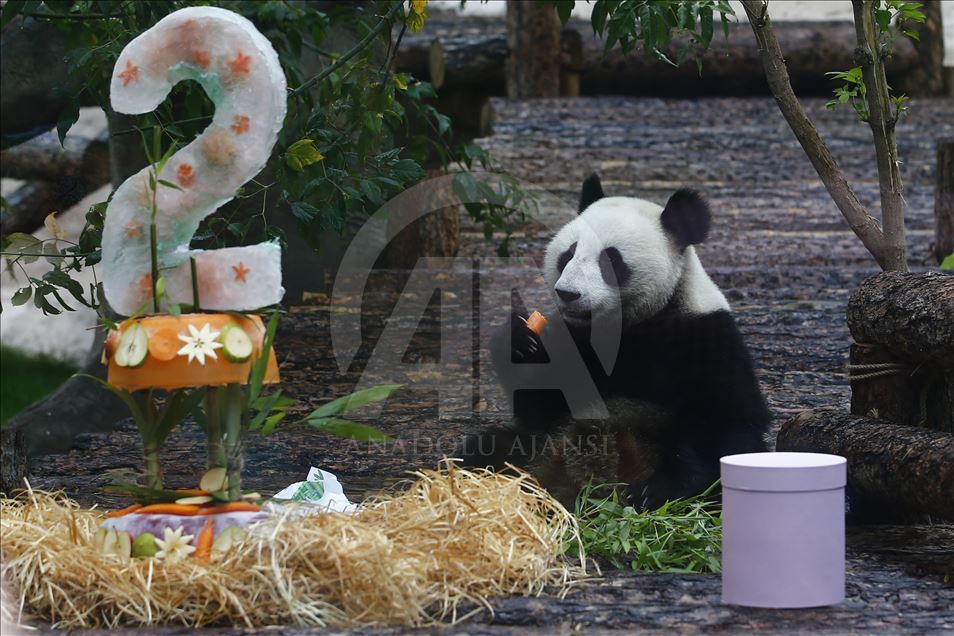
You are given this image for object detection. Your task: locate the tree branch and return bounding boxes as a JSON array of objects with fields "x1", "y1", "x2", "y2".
[
  {"x1": 289, "y1": 2, "x2": 403, "y2": 98},
  {"x1": 740, "y1": 0, "x2": 892, "y2": 270},
  {"x1": 851, "y1": 0, "x2": 908, "y2": 271}
]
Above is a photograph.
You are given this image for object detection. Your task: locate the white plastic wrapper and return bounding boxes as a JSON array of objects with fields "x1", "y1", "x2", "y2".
[
  {"x1": 102, "y1": 6, "x2": 287, "y2": 316},
  {"x1": 269, "y1": 467, "x2": 358, "y2": 514}
]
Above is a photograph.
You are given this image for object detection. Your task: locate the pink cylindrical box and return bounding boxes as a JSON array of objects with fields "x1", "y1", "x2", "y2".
[{"x1": 721, "y1": 452, "x2": 847, "y2": 608}]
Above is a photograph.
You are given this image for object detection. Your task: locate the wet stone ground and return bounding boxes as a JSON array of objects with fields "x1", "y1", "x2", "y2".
[{"x1": 26, "y1": 97, "x2": 954, "y2": 632}]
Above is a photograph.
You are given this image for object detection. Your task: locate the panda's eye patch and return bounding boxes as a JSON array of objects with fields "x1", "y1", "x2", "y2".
[
  {"x1": 599, "y1": 247, "x2": 631, "y2": 286},
  {"x1": 557, "y1": 242, "x2": 577, "y2": 273}
]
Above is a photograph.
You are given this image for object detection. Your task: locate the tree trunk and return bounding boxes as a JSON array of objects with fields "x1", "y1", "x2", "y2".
[
  {"x1": 852, "y1": 0, "x2": 908, "y2": 272},
  {"x1": 505, "y1": 1, "x2": 561, "y2": 99},
  {"x1": 559, "y1": 28, "x2": 583, "y2": 97},
  {"x1": 935, "y1": 140, "x2": 954, "y2": 264},
  {"x1": 382, "y1": 170, "x2": 460, "y2": 269},
  {"x1": 0, "y1": 425, "x2": 27, "y2": 495},
  {"x1": 901, "y1": 0, "x2": 945, "y2": 97},
  {"x1": 776, "y1": 410, "x2": 954, "y2": 522}
]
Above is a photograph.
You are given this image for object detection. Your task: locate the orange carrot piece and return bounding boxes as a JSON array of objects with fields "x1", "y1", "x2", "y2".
[
  {"x1": 105, "y1": 503, "x2": 142, "y2": 518},
  {"x1": 175, "y1": 489, "x2": 211, "y2": 496},
  {"x1": 197, "y1": 502, "x2": 261, "y2": 515},
  {"x1": 137, "y1": 503, "x2": 201, "y2": 515},
  {"x1": 526, "y1": 311, "x2": 548, "y2": 336},
  {"x1": 194, "y1": 517, "x2": 215, "y2": 562}
]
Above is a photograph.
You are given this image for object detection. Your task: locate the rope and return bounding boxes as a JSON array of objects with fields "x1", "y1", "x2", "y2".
[{"x1": 846, "y1": 361, "x2": 910, "y2": 383}]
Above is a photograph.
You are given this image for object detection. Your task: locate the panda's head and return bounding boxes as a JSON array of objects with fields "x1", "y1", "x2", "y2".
[{"x1": 543, "y1": 173, "x2": 717, "y2": 327}]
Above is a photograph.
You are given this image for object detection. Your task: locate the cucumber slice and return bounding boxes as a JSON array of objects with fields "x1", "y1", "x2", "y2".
[
  {"x1": 115, "y1": 323, "x2": 149, "y2": 368},
  {"x1": 220, "y1": 324, "x2": 254, "y2": 363}
]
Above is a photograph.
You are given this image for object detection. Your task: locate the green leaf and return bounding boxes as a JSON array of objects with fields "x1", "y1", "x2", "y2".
[
  {"x1": 875, "y1": 8, "x2": 892, "y2": 32},
  {"x1": 304, "y1": 384, "x2": 402, "y2": 420},
  {"x1": 307, "y1": 417, "x2": 393, "y2": 441},
  {"x1": 157, "y1": 179, "x2": 184, "y2": 192},
  {"x1": 290, "y1": 200, "x2": 320, "y2": 223},
  {"x1": 553, "y1": 0, "x2": 575, "y2": 25},
  {"x1": 3, "y1": 233, "x2": 42, "y2": 264},
  {"x1": 285, "y1": 138, "x2": 325, "y2": 172},
  {"x1": 261, "y1": 411, "x2": 286, "y2": 436},
  {"x1": 941, "y1": 253, "x2": 954, "y2": 272},
  {"x1": 11, "y1": 286, "x2": 32, "y2": 306},
  {"x1": 248, "y1": 310, "x2": 280, "y2": 404},
  {"x1": 56, "y1": 97, "x2": 81, "y2": 146},
  {"x1": 699, "y1": 6, "x2": 714, "y2": 49}
]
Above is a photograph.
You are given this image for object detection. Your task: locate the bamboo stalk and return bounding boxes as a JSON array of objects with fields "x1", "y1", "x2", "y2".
[
  {"x1": 143, "y1": 443, "x2": 163, "y2": 490},
  {"x1": 223, "y1": 383, "x2": 244, "y2": 501},
  {"x1": 204, "y1": 389, "x2": 224, "y2": 469}
]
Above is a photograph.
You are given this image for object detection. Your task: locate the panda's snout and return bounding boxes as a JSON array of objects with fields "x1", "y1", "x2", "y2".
[{"x1": 555, "y1": 287, "x2": 581, "y2": 304}]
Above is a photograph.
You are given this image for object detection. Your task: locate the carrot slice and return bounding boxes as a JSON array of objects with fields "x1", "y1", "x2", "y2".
[
  {"x1": 105, "y1": 503, "x2": 142, "y2": 518},
  {"x1": 137, "y1": 503, "x2": 200, "y2": 515},
  {"x1": 194, "y1": 517, "x2": 215, "y2": 562},
  {"x1": 526, "y1": 311, "x2": 548, "y2": 336},
  {"x1": 148, "y1": 327, "x2": 181, "y2": 361},
  {"x1": 196, "y1": 502, "x2": 262, "y2": 515}
]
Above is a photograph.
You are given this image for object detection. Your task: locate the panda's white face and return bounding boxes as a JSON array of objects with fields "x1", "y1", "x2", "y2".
[{"x1": 544, "y1": 197, "x2": 684, "y2": 327}]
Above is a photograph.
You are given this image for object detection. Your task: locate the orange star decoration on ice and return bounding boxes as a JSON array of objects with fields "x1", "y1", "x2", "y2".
[
  {"x1": 231, "y1": 115, "x2": 250, "y2": 134},
  {"x1": 193, "y1": 49, "x2": 211, "y2": 68},
  {"x1": 118, "y1": 60, "x2": 139, "y2": 86},
  {"x1": 124, "y1": 221, "x2": 142, "y2": 238},
  {"x1": 228, "y1": 50, "x2": 252, "y2": 76},
  {"x1": 232, "y1": 261, "x2": 251, "y2": 283},
  {"x1": 176, "y1": 163, "x2": 195, "y2": 187}
]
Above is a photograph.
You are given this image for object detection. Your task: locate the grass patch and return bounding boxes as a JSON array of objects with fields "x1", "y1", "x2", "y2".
[
  {"x1": 566, "y1": 482, "x2": 722, "y2": 573},
  {"x1": 1, "y1": 346, "x2": 76, "y2": 422}
]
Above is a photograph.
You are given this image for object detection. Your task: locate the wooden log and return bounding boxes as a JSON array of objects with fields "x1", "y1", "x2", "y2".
[
  {"x1": 0, "y1": 131, "x2": 110, "y2": 235},
  {"x1": 395, "y1": 21, "x2": 918, "y2": 97},
  {"x1": 935, "y1": 140, "x2": 954, "y2": 264},
  {"x1": 777, "y1": 410, "x2": 954, "y2": 522},
  {"x1": 0, "y1": 130, "x2": 109, "y2": 184},
  {"x1": 849, "y1": 343, "x2": 953, "y2": 433},
  {"x1": 846, "y1": 272, "x2": 954, "y2": 368}
]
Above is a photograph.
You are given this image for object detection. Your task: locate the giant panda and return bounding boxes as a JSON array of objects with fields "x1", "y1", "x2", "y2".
[{"x1": 461, "y1": 174, "x2": 770, "y2": 510}]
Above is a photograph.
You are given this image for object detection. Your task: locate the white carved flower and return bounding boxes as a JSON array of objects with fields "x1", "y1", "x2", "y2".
[
  {"x1": 177, "y1": 322, "x2": 223, "y2": 365},
  {"x1": 154, "y1": 526, "x2": 196, "y2": 563}
]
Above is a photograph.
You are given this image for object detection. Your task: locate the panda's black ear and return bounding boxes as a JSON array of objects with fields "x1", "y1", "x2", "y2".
[
  {"x1": 661, "y1": 189, "x2": 711, "y2": 249},
  {"x1": 578, "y1": 173, "x2": 605, "y2": 213}
]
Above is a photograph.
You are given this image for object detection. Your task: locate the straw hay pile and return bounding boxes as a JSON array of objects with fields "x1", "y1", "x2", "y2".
[{"x1": 0, "y1": 463, "x2": 587, "y2": 629}]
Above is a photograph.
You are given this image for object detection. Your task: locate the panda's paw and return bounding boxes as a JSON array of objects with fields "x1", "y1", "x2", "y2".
[{"x1": 510, "y1": 312, "x2": 546, "y2": 363}]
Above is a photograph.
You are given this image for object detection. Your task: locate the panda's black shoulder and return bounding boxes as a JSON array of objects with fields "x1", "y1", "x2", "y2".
[{"x1": 616, "y1": 308, "x2": 767, "y2": 415}]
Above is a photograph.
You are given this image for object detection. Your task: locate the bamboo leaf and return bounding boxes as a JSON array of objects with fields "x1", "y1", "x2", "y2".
[
  {"x1": 304, "y1": 384, "x2": 402, "y2": 420},
  {"x1": 307, "y1": 417, "x2": 392, "y2": 441}
]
